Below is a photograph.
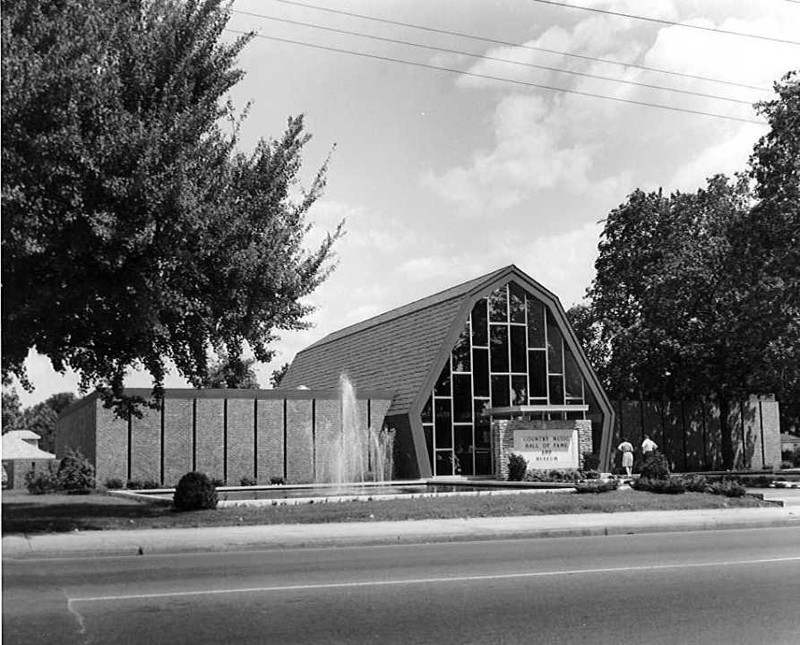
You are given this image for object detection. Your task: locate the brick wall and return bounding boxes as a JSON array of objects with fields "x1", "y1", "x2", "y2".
[
  {"x1": 611, "y1": 397, "x2": 782, "y2": 472},
  {"x1": 3, "y1": 458, "x2": 58, "y2": 489},
  {"x1": 56, "y1": 390, "x2": 395, "y2": 487}
]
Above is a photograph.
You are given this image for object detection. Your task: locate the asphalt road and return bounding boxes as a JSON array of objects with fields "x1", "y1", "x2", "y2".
[{"x1": 4, "y1": 527, "x2": 800, "y2": 644}]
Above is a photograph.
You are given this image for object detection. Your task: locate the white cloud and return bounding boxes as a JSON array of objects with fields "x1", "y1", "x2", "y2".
[{"x1": 423, "y1": 93, "x2": 595, "y2": 213}]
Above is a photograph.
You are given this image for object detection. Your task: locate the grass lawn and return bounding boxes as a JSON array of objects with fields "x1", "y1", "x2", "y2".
[{"x1": 1, "y1": 488, "x2": 772, "y2": 535}]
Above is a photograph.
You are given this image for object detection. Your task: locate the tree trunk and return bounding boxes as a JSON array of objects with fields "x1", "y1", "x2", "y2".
[{"x1": 717, "y1": 395, "x2": 734, "y2": 470}]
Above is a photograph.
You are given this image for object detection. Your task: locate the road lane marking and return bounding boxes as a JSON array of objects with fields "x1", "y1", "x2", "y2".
[{"x1": 68, "y1": 555, "x2": 800, "y2": 604}]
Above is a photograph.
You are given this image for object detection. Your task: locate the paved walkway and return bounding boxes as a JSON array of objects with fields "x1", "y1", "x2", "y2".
[{"x1": 3, "y1": 506, "x2": 798, "y2": 559}]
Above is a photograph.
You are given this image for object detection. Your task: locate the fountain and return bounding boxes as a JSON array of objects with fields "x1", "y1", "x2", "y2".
[{"x1": 317, "y1": 374, "x2": 395, "y2": 484}]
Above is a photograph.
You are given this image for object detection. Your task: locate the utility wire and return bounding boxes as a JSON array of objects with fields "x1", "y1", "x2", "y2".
[
  {"x1": 227, "y1": 29, "x2": 765, "y2": 125},
  {"x1": 232, "y1": 11, "x2": 754, "y2": 106},
  {"x1": 531, "y1": 0, "x2": 800, "y2": 46},
  {"x1": 263, "y1": 0, "x2": 771, "y2": 92}
]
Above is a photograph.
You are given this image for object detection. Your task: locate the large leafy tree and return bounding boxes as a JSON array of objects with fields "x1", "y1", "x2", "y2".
[
  {"x1": 588, "y1": 175, "x2": 758, "y2": 467},
  {"x1": 2, "y1": 0, "x2": 341, "y2": 410},
  {"x1": 736, "y1": 71, "x2": 800, "y2": 432}
]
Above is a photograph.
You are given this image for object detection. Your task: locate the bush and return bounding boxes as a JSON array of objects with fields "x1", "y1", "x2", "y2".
[
  {"x1": 681, "y1": 475, "x2": 710, "y2": 493},
  {"x1": 126, "y1": 479, "x2": 145, "y2": 490},
  {"x1": 141, "y1": 479, "x2": 161, "y2": 489},
  {"x1": 632, "y1": 477, "x2": 686, "y2": 494},
  {"x1": 523, "y1": 469, "x2": 582, "y2": 483},
  {"x1": 105, "y1": 478, "x2": 124, "y2": 490},
  {"x1": 581, "y1": 470, "x2": 601, "y2": 480},
  {"x1": 794, "y1": 451, "x2": 800, "y2": 467},
  {"x1": 574, "y1": 480, "x2": 619, "y2": 494},
  {"x1": 57, "y1": 450, "x2": 95, "y2": 492},
  {"x1": 640, "y1": 452, "x2": 671, "y2": 480},
  {"x1": 270, "y1": 476, "x2": 285, "y2": 485},
  {"x1": 25, "y1": 465, "x2": 61, "y2": 495},
  {"x1": 173, "y1": 472, "x2": 218, "y2": 512},
  {"x1": 708, "y1": 480, "x2": 747, "y2": 498},
  {"x1": 211, "y1": 477, "x2": 225, "y2": 488},
  {"x1": 781, "y1": 461, "x2": 793, "y2": 470},
  {"x1": 742, "y1": 475, "x2": 774, "y2": 489},
  {"x1": 582, "y1": 452, "x2": 601, "y2": 471},
  {"x1": 240, "y1": 475, "x2": 257, "y2": 486},
  {"x1": 507, "y1": 453, "x2": 528, "y2": 481}
]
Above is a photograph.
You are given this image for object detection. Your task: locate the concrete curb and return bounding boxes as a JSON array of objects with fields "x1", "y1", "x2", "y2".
[{"x1": 3, "y1": 507, "x2": 799, "y2": 559}]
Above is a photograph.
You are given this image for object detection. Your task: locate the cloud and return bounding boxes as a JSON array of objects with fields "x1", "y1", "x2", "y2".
[{"x1": 422, "y1": 93, "x2": 595, "y2": 212}]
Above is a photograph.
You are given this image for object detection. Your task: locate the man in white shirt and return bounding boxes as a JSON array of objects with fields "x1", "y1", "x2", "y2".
[{"x1": 642, "y1": 434, "x2": 658, "y2": 456}]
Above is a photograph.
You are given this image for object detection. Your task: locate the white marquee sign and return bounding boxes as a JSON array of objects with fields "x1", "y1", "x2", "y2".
[{"x1": 513, "y1": 428, "x2": 579, "y2": 470}]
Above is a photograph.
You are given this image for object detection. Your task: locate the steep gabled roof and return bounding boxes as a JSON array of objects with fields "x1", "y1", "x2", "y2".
[{"x1": 281, "y1": 265, "x2": 527, "y2": 415}]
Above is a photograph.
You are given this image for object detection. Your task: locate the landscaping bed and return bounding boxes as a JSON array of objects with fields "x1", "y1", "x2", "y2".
[{"x1": 1, "y1": 488, "x2": 772, "y2": 535}]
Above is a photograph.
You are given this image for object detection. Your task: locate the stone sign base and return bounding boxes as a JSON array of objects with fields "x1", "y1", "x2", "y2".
[{"x1": 492, "y1": 419, "x2": 594, "y2": 480}]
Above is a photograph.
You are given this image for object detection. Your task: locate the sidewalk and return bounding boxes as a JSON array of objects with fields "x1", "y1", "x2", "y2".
[{"x1": 3, "y1": 506, "x2": 798, "y2": 559}]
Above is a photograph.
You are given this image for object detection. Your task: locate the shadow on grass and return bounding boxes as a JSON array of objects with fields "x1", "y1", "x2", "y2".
[{"x1": 1, "y1": 497, "x2": 174, "y2": 535}]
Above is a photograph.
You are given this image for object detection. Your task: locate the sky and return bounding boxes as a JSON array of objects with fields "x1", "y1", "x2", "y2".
[{"x1": 13, "y1": 0, "x2": 800, "y2": 407}]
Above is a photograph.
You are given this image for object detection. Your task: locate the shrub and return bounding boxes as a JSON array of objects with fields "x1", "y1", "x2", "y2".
[
  {"x1": 640, "y1": 452, "x2": 671, "y2": 480},
  {"x1": 211, "y1": 477, "x2": 225, "y2": 488},
  {"x1": 173, "y1": 472, "x2": 218, "y2": 511},
  {"x1": 105, "y1": 478, "x2": 124, "y2": 490},
  {"x1": 240, "y1": 475, "x2": 257, "y2": 486},
  {"x1": 141, "y1": 479, "x2": 162, "y2": 489},
  {"x1": 57, "y1": 450, "x2": 95, "y2": 492},
  {"x1": 574, "y1": 480, "x2": 619, "y2": 494},
  {"x1": 523, "y1": 469, "x2": 582, "y2": 483},
  {"x1": 681, "y1": 475, "x2": 710, "y2": 493},
  {"x1": 743, "y1": 475, "x2": 774, "y2": 489},
  {"x1": 781, "y1": 461, "x2": 793, "y2": 470},
  {"x1": 582, "y1": 452, "x2": 601, "y2": 471},
  {"x1": 126, "y1": 479, "x2": 144, "y2": 490},
  {"x1": 25, "y1": 465, "x2": 61, "y2": 495},
  {"x1": 632, "y1": 477, "x2": 685, "y2": 494},
  {"x1": 507, "y1": 453, "x2": 528, "y2": 481},
  {"x1": 794, "y1": 451, "x2": 800, "y2": 467},
  {"x1": 581, "y1": 470, "x2": 601, "y2": 480},
  {"x1": 270, "y1": 476, "x2": 285, "y2": 485},
  {"x1": 708, "y1": 480, "x2": 747, "y2": 498}
]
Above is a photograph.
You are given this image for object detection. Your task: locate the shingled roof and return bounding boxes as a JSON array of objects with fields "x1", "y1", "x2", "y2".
[{"x1": 280, "y1": 265, "x2": 560, "y2": 416}]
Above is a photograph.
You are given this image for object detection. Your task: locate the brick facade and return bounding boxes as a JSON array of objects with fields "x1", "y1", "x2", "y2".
[
  {"x1": 611, "y1": 397, "x2": 782, "y2": 472},
  {"x1": 56, "y1": 389, "x2": 394, "y2": 486}
]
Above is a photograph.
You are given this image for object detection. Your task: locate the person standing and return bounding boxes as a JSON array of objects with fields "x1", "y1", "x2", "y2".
[
  {"x1": 617, "y1": 438, "x2": 634, "y2": 477},
  {"x1": 642, "y1": 434, "x2": 658, "y2": 456}
]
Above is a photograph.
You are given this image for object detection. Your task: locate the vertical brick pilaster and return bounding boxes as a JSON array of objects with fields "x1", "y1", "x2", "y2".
[
  {"x1": 492, "y1": 420, "x2": 513, "y2": 480},
  {"x1": 576, "y1": 420, "x2": 593, "y2": 470}
]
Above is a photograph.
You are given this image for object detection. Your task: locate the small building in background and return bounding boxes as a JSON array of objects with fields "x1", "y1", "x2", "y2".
[{"x1": 2, "y1": 430, "x2": 57, "y2": 489}]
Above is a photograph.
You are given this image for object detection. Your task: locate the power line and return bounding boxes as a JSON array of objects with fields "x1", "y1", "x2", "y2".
[
  {"x1": 227, "y1": 29, "x2": 766, "y2": 125},
  {"x1": 264, "y1": 0, "x2": 771, "y2": 93},
  {"x1": 531, "y1": 0, "x2": 800, "y2": 46},
  {"x1": 232, "y1": 11, "x2": 755, "y2": 106}
]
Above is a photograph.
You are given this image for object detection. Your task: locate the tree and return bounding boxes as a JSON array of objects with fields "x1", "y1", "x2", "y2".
[
  {"x1": 2, "y1": 383, "x2": 23, "y2": 432},
  {"x1": 269, "y1": 362, "x2": 290, "y2": 389},
  {"x1": 738, "y1": 71, "x2": 800, "y2": 432},
  {"x1": 20, "y1": 391, "x2": 76, "y2": 452},
  {"x1": 565, "y1": 303, "x2": 609, "y2": 392},
  {"x1": 2, "y1": 0, "x2": 341, "y2": 412},
  {"x1": 588, "y1": 175, "x2": 759, "y2": 467},
  {"x1": 200, "y1": 351, "x2": 259, "y2": 389}
]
